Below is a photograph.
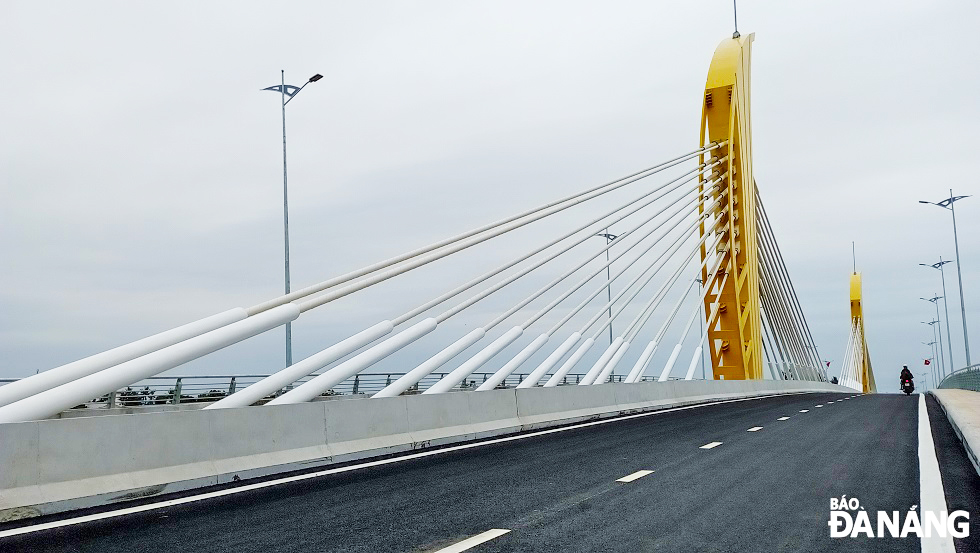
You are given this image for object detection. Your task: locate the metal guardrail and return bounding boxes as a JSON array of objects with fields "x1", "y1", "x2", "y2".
[
  {"x1": 1, "y1": 372, "x2": 663, "y2": 411},
  {"x1": 938, "y1": 364, "x2": 980, "y2": 392}
]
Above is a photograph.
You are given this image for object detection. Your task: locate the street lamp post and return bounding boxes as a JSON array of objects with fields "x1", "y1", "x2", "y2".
[
  {"x1": 923, "y1": 320, "x2": 941, "y2": 380},
  {"x1": 594, "y1": 230, "x2": 618, "y2": 347},
  {"x1": 923, "y1": 340, "x2": 937, "y2": 387},
  {"x1": 920, "y1": 258, "x2": 956, "y2": 371},
  {"x1": 263, "y1": 71, "x2": 323, "y2": 368},
  {"x1": 920, "y1": 191, "x2": 971, "y2": 368},
  {"x1": 920, "y1": 295, "x2": 945, "y2": 378}
]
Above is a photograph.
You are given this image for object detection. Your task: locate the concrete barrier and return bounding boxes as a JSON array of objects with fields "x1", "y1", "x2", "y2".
[{"x1": 0, "y1": 380, "x2": 851, "y2": 521}]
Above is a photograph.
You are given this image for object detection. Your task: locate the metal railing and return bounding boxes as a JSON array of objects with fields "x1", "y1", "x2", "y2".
[
  {"x1": 938, "y1": 364, "x2": 980, "y2": 392},
  {"x1": 1, "y1": 372, "x2": 668, "y2": 412}
]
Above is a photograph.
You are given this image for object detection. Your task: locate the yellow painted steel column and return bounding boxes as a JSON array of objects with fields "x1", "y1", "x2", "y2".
[
  {"x1": 699, "y1": 33, "x2": 763, "y2": 380},
  {"x1": 849, "y1": 273, "x2": 877, "y2": 393}
]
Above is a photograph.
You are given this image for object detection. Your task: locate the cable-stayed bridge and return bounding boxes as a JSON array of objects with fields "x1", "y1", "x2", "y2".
[
  {"x1": 0, "y1": 33, "x2": 828, "y2": 425},
  {"x1": 1, "y1": 34, "x2": 976, "y2": 552}
]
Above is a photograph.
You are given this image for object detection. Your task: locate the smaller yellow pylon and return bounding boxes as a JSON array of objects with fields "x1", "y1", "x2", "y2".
[{"x1": 847, "y1": 273, "x2": 876, "y2": 393}]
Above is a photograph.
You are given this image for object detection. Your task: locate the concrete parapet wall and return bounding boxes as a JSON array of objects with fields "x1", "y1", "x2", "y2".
[{"x1": 0, "y1": 380, "x2": 847, "y2": 521}]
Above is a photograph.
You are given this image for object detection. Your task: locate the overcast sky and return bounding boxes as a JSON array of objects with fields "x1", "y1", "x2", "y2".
[{"x1": 2, "y1": 1, "x2": 978, "y2": 393}]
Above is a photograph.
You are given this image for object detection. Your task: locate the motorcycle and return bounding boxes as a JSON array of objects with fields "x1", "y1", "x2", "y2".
[{"x1": 901, "y1": 378, "x2": 915, "y2": 395}]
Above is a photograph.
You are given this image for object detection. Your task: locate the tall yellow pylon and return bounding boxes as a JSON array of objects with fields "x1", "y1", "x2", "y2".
[
  {"x1": 849, "y1": 273, "x2": 877, "y2": 393},
  {"x1": 699, "y1": 33, "x2": 764, "y2": 380}
]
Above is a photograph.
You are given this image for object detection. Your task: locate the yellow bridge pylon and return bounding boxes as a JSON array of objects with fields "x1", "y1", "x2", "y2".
[
  {"x1": 840, "y1": 273, "x2": 876, "y2": 393},
  {"x1": 698, "y1": 33, "x2": 827, "y2": 382},
  {"x1": 699, "y1": 33, "x2": 763, "y2": 380}
]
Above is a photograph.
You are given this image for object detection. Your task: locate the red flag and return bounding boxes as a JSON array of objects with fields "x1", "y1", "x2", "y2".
[
  {"x1": 924, "y1": 359, "x2": 931, "y2": 365},
  {"x1": 825, "y1": 361, "x2": 831, "y2": 367}
]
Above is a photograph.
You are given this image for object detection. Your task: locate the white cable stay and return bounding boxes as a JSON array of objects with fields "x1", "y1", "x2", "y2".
[
  {"x1": 293, "y1": 153, "x2": 724, "y2": 314},
  {"x1": 433, "y1": 183, "x2": 720, "y2": 394},
  {"x1": 378, "y1": 178, "x2": 713, "y2": 397},
  {"x1": 439, "y1": 185, "x2": 708, "y2": 394},
  {"x1": 575, "y1": 203, "x2": 727, "y2": 385},
  {"x1": 0, "y1": 144, "x2": 723, "y2": 419},
  {"x1": 619, "y1": 236, "x2": 728, "y2": 384},
  {"x1": 760, "y1": 305, "x2": 787, "y2": 380},
  {"x1": 758, "y1": 194, "x2": 823, "y2": 370},
  {"x1": 541, "y1": 204, "x2": 727, "y2": 388},
  {"x1": 655, "y1": 258, "x2": 729, "y2": 382},
  {"x1": 214, "y1": 161, "x2": 720, "y2": 407},
  {"x1": 283, "y1": 168, "x2": 714, "y2": 403},
  {"x1": 625, "y1": 251, "x2": 727, "y2": 383},
  {"x1": 252, "y1": 143, "x2": 725, "y2": 315},
  {"x1": 757, "y1": 193, "x2": 823, "y2": 379},
  {"x1": 760, "y1": 242, "x2": 816, "y2": 381},
  {"x1": 591, "y1": 215, "x2": 730, "y2": 385},
  {"x1": 538, "y1": 203, "x2": 727, "y2": 388}
]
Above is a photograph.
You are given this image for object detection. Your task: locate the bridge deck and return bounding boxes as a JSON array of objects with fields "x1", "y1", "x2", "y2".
[{"x1": 4, "y1": 393, "x2": 978, "y2": 552}]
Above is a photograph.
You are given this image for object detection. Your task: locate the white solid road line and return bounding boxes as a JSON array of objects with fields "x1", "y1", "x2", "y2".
[
  {"x1": 747, "y1": 427, "x2": 763, "y2": 432},
  {"x1": 777, "y1": 416, "x2": 790, "y2": 421},
  {"x1": 0, "y1": 392, "x2": 816, "y2": 538},
  {"x1": 918, "y1": 394, "x2": 955, "y2": 553},
  {"x1": 434, "y1": 529, "x2": 511, "y2": 553},
  {"x1": 700, "y1": 442, "x2": 723, "y2": 449},
  {"x1": 617, "y1": 470, "x2": 655, "y2": 483}
]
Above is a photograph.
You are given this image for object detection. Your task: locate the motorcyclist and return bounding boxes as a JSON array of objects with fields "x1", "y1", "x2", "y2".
[{"x1": 899, "y1": 366, "x2": 914, "y2": 389}]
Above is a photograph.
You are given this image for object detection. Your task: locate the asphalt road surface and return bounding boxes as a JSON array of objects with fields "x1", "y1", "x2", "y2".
[{"x1": 3, "y1": 391, "x2": 978, "y2": 552}]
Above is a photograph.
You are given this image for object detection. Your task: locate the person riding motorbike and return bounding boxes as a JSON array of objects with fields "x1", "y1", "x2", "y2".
[
  {"x1": 900, "y1": 366, "x2": 913, "y2": 382},
  {"x1": 900, "y1": 365, "x2": 914, "y2": 392}
]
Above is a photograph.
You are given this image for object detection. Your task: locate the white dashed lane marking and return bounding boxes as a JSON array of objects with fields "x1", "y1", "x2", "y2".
[
  {"x1": 799, "y1": 409, "x2": 809, "y2": 413},
  {"x1": 700, "y1": 442, "x2": 723, "y2": 449},
  {"x1": 434, "y1": 529, "x2": 511, "y2": 552},
  {"x1": 747, "y1": 427, "x2": 763, "y2": 432},
  {"x1": 777, "y1": 416, "x2": 790, "y2": 421},
  {"x1": 617, "y1": 470, "x2": 655, "y2": 483}
]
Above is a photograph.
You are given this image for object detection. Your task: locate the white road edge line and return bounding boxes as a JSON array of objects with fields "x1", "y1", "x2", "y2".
[
  {"x1": 700, "y1": 442, "x2": 723, "y2": 449},
  {"x1": 0, "y1": 391, "x2": 817, "y2": 538},
  {"x1": 747, "y1": 427, "x2": 763, "y2": 432},
  {"x1": 918, "y1": 394, "x2": 955, "y2": 553},
  {"x1": 434, "y1": 529, "x2": 511, "y2": 553},
  {"x1": 777, "y1": 416, "x2": 790, "y2": 421},
  {"x1": 616, "y1": 470, "x2": 654, "y2": 483}
]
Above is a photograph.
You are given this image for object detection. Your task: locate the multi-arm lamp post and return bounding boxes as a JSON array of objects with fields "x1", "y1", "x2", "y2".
[
  {"x1": 920, "y1": 192, "x2": 971, "y2": 368},
  {"x1": 920, "y1": 295, "x2": 945, "y2": 379},
  {"x1": 263, "y1": 71, "x2": 323, "y2": 368},
  {"x1": 920, "y1": 258, "x2": 955, "y2": 373}
]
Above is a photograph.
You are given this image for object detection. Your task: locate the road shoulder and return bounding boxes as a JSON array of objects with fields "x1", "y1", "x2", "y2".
[{"x1": 930, "y1": 389, "x2": 980, "y2": 476}]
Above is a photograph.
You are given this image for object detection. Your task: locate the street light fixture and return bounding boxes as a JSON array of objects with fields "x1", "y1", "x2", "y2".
[
  {"x1": 920, "y1": 295, "x2": 946, "y2": 378},
  {"x1": 920, "y1": 258, "x2": 955, "y2": 371},
  {"x1": 593, "y1": 230, "x2": 618, "y2": 347},
  {"x1": 920, "y1": 191, "x2": 971, "y2": 367},
  {"x1": 262, "y1": 71, "x2": 322, "y2": 368}
]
